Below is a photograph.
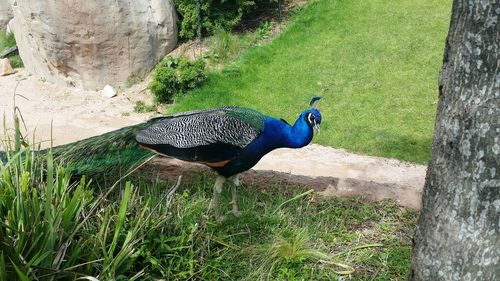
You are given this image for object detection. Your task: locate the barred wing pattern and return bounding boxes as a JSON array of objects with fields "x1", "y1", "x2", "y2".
[{"x1": 135, "y1": 107, "x2": 266, "y2": 164}]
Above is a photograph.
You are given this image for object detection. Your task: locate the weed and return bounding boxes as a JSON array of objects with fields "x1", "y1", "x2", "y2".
[
  {"x1": 251, "y1": 230, "x2": 329, "y2": 280},
  {"x1": 133, "y1": 101, "x2": 157, "y2": 113},
  {"x1": 0, "y1": 30, "x2": 16, "y2": 50},
  {"x1": 0, "y1": 116, "x2": 179, "y2": 279},
  {"x1": 8, "y1": 55, "x2": 23, "y2": 68},
  {"x1": 255, "y1": 21, "x2": 272, "y2": 41},
  {"x1": 211, "y1": 28, "x2": 242, "y2": 61},
  {"x1": 125, "y1": 72, "x2": 145, "y2": 88}
]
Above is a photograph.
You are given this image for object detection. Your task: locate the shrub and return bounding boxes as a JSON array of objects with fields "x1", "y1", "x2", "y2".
[
  {"x1": 149, "y1": 66, "x2": 178, "y2": 103},
  {"x1": 174, "y1": 0, "x2": 272, "y2": 40},
  {"x1": 177, "y1": 58, "x2": 207, "y2": 91},
  {"x1": 149, "y1": 56, "x2": 206, "y2": 103}
]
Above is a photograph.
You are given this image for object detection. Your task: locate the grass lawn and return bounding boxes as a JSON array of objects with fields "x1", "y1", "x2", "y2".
[
  {"x1": 168, "y1": 0, "x2": 452, "y2": 164},
  {"x1": 127, "y1": 176, "x2": 418, "y2": 280}
]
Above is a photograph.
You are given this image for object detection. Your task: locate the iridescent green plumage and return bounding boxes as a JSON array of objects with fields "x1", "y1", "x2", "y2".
[
  {"x1": 51, "y1": 122, "x2": 155, "y2": 177},
  {"x1": 225, "y1": 107, "x2": 265, "y2": 131},
  {"x1": 0, "y1": 150, "x2": 6, "y2": 163},
  {"x1": 0, "y1": 107, "x2": 268, "y2": 178}
]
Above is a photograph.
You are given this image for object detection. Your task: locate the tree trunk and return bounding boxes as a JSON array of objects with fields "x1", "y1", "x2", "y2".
[{"x1": 409, "y1": 0, "x2": 499, "y2": 280}]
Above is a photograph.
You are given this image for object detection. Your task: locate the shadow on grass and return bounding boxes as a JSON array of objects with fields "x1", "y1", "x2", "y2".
[{"x1": 343, "y1": 126, "x2": 432, "y2": 164}]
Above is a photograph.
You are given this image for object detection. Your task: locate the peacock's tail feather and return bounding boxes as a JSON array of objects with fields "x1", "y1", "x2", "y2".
[
  {"x1": 1, "y1": 120, "x2": 157, "y2": 178},
  {"x1": 0, "y1": 150, "x2": 6, "y2": 164},
  {"x1": 52, "y1": 121, "x2": 157, "y2": 177}
]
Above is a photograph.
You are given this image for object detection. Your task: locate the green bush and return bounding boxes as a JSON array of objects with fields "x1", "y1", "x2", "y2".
[
  {"x1": 149, "y1": 56, "x2": 206, "y2": 103},
  {"x1": 177, "y1": 58, "x2": 207, "y2": 91},
  {"x1": 149, "y1": 66, "x2": 178, "y2": 103},
  {"x1": 174, "y1": 0, "x2": 271, "y2": 40},
  {"x1": 255, "y1": 21, "x2": 272, "y2": 40}
]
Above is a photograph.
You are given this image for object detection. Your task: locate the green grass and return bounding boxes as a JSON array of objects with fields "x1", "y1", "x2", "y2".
[
  {"x1": 0, "y1": 165, "x2": 417, "y2": 279},
  {"x1": 167, "y1": 0, "x2": 451, "y2": 164},
  {"x1": 120, "y1": 176, "x2": 417, "y2": 280}
]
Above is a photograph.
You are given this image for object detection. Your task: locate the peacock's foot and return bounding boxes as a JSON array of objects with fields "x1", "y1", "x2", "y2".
[
  {"x1": 229, "y1": 197, "x2": 241, "y2": 217},
  {"x1": 216, "y1": 215, "x2": 227, "y2": 223},
  {"x1": 228, "y1": 209, "x2": 242, "y2": 217}
]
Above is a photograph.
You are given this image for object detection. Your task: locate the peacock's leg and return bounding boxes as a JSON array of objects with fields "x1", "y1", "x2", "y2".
[
  {"x1": 210, "y1": 175, "x2": 226, "y2": 221},
  {"x1": 230, "y1": 174, "x2": 242, "y2": 217}
]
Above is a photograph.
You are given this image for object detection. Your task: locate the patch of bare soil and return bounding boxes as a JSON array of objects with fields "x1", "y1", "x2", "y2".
[
  {"x1": 0, "y1": 69, "x2": 152, "y2": 146},
  {"x1": 0, "y1": 69, "x2": 426, "y2": 209}
]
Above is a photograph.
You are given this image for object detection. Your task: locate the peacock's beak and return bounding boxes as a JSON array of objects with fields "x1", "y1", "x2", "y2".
[{"x1": 314, "y1": 123, "x2": 321, "y2": 135}]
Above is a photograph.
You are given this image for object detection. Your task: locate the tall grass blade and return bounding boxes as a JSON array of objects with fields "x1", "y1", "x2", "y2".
[
  {"x1": 0, "y1": 253, "x2": 7, "y2": 280},
  {"x1": 108, "y1": 181, "x2": 132, "y2": 257},
  {"x1": 11, "y1": 260, "x2": 30, "y2": 281}
]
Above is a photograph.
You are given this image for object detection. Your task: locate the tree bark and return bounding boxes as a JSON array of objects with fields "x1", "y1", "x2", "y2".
[{"x1": 409, "y1": 0, "x2": 499, "y2": 280}]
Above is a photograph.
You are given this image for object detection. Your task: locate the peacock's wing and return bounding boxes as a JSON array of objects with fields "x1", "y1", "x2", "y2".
[{"x1": 136, "y1": 106, "x2": 265, "y2": 164}]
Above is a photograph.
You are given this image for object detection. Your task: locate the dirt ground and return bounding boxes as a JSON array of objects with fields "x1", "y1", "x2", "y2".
[{"x1": 0, "y1": 69, "x2": 426, "y2": 209}]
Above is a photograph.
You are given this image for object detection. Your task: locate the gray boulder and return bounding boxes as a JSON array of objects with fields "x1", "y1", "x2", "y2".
[
  {"x1": 10, "y1": 0, "x2": 177, "y2": 90},
  {"x1": 0, "y1": 0, "x2": 13, "y2": 28}
]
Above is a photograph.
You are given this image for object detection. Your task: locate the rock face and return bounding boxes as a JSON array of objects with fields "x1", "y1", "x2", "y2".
[
  {"x1": 10, "y1": 0, "x2": 177, "y2": 90},
  {"x1": 0, "y1": 0, "x2": 13, "y2": 28}
]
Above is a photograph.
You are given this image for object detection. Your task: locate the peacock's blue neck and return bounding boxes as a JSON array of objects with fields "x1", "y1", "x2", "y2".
[
  {"x1": 216, "y1": 113, "x2": 314, "y2": 177},
  {"x1": 284, "y1": 115, "x2": 314, "y2": 148},
  {"x1": 259, "y1": 115, "x2": 313, "y2": 150}
]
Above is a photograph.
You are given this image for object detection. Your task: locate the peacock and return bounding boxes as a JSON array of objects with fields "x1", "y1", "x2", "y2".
[{"x1": 0, "y1": 97, "x2": 322, "y2": 220}]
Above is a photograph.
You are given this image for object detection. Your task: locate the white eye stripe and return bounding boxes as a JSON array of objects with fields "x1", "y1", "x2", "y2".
[{"x1": 307, "y1": 113, "x2": 313, "y2": 123}]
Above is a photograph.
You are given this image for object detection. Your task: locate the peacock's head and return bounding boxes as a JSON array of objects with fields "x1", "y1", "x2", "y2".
[{"x1": 303, "y1": 96, "x2": 322, "y2": 134}]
